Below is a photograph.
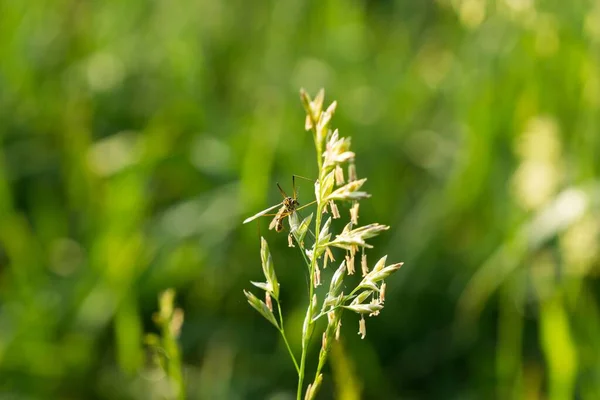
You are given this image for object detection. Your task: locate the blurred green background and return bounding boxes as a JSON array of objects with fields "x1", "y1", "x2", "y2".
[{"x1": 1, "y1": 0, "x2": 600, "y2": 398}]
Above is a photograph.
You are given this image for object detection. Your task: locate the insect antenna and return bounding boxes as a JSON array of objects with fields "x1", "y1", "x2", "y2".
[
  {"x1": 292, "y1": 175, "x2": 297, "y2": 200},
  {"x1": 276, "y1": 182, "x2": 288, "y2": 199}
]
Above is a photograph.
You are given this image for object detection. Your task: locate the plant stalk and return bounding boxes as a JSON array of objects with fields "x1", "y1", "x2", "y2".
[
  {"x1": 277, "y1": 299, "x2": 300, "y2": 374},
  {"x1": 297, "y1": 124, "x2": 325, "y2": 400}
]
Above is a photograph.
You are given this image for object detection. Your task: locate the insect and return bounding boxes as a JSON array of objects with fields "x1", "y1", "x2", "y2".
[{"x1": 243, "y1": 176, "x2": 315, "y2": 232}]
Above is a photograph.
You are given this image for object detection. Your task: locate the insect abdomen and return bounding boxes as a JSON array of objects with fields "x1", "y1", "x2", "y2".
[{"x1": 275, "y1": 219, "x2": 284, "y2": 232}]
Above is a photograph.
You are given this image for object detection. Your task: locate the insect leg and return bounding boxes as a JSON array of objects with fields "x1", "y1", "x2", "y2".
[
  {"x1": 292, "y1": 174, "x2": 316, "y2": 182},
  {"x1": 296, "y1": 199, "x2": 317, "y2": 211}
]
